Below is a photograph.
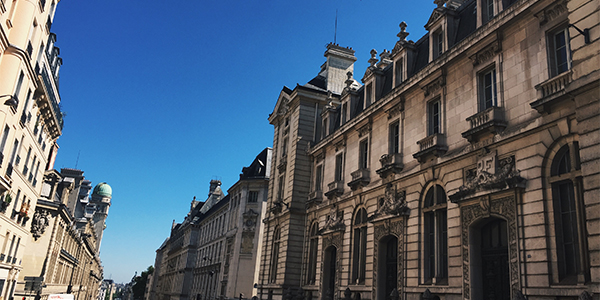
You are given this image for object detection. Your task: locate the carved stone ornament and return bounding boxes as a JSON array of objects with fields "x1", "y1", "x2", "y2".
[
  {"x1": 422, "y1": 76, "x2": 446, "y2": 97},
  {"x1": 334, "y1": 138, "x2": 346, "y2": 152},
  {"x1": 386, "y1": 99, "x2": 405, "y2": 120},
  {"x1": 449, "y1": 154, "x2": 526, "y2": 202},
  {"x1": 369, "y1": 184, "x2": 409, "y2": 222},
  {"x1": 31, "y1": 209, "x2": 50, "y2": 240},
  {"x1": 469, "y1": 40, "x2": 501, "y2": 66},
  {"x1": 277, "y1": 99, "x2": 289, "y2": 117},
  {"x1": 242, "y1": 209, "x2": 259, "y2": 232},
  {"x1": 357, "y1": 123, "x2": 371, "y2": 137},
  {"x1": 535, "y1": 0, "x2": 568, "y2": 25},
  {"x1": 461, "y1": 195, "x2": 519, "y2": 299},
  {"x1": 372, "y1": 218, "x2": 404, "y2": 300},
  {"x1": 319, "y1": 205, "x2": 345, "y2": 234}
]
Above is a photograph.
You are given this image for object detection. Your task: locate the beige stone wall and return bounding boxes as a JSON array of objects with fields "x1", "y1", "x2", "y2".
[{"x1": 259, "y1": 0, "x2": 599, "y2": 299}]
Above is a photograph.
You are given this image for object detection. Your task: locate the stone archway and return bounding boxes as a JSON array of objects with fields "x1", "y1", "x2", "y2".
[
  {"x1": 321, "y1": 233, "x2": 342, "y2": 300},
  {"x1": 460, "y1": 195, "x2": 519, "y2": 299},
  {"x1": 372, "y1": 218, "x2": 404, "y2": 300}
]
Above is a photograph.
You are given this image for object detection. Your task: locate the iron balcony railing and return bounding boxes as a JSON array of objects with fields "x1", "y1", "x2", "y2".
[{"x1": 41, "y1": 68, "x2": 64, "y2": 130}]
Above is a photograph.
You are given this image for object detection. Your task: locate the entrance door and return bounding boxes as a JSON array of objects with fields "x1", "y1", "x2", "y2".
[
  {"x1": 323, "y1": 246, "x2": 337, "y2": 300},
  {"x1": 378, "y1": 236, "x2": 398, "y2": 300},
  {"x1": 480, "y1": 219, "x2": 510, "y2": 300}
]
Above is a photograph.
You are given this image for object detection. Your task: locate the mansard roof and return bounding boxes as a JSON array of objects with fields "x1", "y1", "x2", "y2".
[{"x1": 240, "y1": 147, "x2": 271, "y2": 179}]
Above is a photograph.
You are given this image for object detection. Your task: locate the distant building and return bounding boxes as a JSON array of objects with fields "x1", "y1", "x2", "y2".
[
  {"x1": 100, "y1": 279, "x2": 116, "y2": 300},
  {"x1": 151, "y1": 148, "x2": 271, "y2": 300},
  {"x1": 257, "y1": 0, "x2": 599, "y2": 299},
  {"x1": 0, "y1": 1, "x2": 65, "y2": 299},
  {"x1": 16, "y1": 169, "x2": 111, "y2": 300}
]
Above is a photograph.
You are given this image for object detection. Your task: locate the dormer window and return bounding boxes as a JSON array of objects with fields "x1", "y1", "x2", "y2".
[
  {"x1": 483, "y1": 0, "x2": 495, "y2": 23},
  {"x1": 322, "y1": 116, "x2": 329, "y2": 137},
  {"x1": 395, "y1": 59, "x2": 404, "y2": 86},
  {"x1": 341, "y1": 103, "x2": 348, "y2": 125},
  {"x1": 436, "y1": 31, "x2": 444, "y2": 57},
  {"x1": 365, "y1": 84, "x2": 373, "y2": 107}
]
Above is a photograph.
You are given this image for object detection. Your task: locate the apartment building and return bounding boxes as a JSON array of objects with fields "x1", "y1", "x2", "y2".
[
  {"x1": 258, "y1": 0, "x2": 599, "y2": 299},
  {"x1": 0, "y1": 1, "x2": 64, "y2": 299}
]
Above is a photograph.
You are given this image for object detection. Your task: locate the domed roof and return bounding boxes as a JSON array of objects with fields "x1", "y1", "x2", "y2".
[{"x1": 93, "y1": 182, "x2": 112, "y2": 198}]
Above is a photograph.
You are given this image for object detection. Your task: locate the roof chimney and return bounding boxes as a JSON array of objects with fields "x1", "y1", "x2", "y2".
[
  {"x1": 323, "y1": 43, "x2": 358, "y2": 94},
  {"x1": 209, "y1": 180, "x2": 221, "y2": 196}
]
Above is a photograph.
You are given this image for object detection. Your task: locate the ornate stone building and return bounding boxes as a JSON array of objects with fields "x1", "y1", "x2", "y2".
[
  {"x1": 258, "y1": 0, "x2": 599, "y2": 299},
  {"x1": 15, "y1": 169, "x2": 110, "y2": 300},
  {"x1": 0, "y1": 1, "x2": 65, "y2": 299},
  {"x1": 151, "y1": 148, "x2": 271, "y2": 300}
]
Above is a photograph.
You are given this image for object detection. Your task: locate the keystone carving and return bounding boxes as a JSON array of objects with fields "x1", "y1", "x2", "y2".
[{"x1": 369, "y1": 184, "x2": 409, "y2": 221}]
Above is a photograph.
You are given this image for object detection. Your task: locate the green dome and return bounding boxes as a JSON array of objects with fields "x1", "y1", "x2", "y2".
[{"x1": 93, "y1": 182, "x2": 112, "y2": 198}]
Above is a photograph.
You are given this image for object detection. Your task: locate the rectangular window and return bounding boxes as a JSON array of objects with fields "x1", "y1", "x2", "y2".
[
  {"x1": 248, "y1": 191, "x2": 258, "y2": 203},
  {"x1": 277, "y1": 175, "x2": 285, "y2": 201},
  {"x1": 549, "y1": 26, "x2": 571, "y2": 77},
  {"x1": 359, "y1": 139, "x2": 369, "y2": 169},
  {"x1": 341, "y1": 103, "x2": 348, "y2": 125},
  {"x1": 483, "y1": 0, "x2": 495, "y2": 23},
  {"x1": 13, "y1": 72, "x2": 24, "y2": 101},
  {"x1": 281, "y1": 138, "x2": 288, "y2": 157},
  {"x1": 480, "y1": 68, "x2": 497, "y2": 110},
  {"x1": 22, "y1": 147, "x2": 31, "y2": 175},
  {"x1": 436, "y1": 31, "x2": 444, "y2": 58},
  {"x1": 389, "y1": 121, "x2": 400, "y2": 154},
  {"x1": 0, "y1": 126, "x2": 10, "y2": 155},
  {"x1": 314, "y1": 165, "x2": 322, "y2": 191},
  {"x1": 395, "y1": 60, "x2": 403, "y2": 86},
  {"x1": 428, "y1": 99, "x2": 441, "y2": 135},
  {"x1": 365, "y1": 84, "x2": 372, "y2": 106},
  {"x1": 322, "y1": 117, "x2": 328, "y2": 138},
  {"x1": 335, "y1": 153, "x2": 344, "y2": 182}
]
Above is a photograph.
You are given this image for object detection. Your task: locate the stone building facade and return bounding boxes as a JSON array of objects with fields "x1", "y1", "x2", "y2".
[
  {"x1": 151, "y1": 148, "x2": 271, "y2": 300},
  {"x1": 0, "y1": 1, "x2": 65, "y2": 299},
  {"x1": 15, "y1": 168, "x2": 110, "y2": 300},
  {"x1": 257, "y1": 0, "x2": 599, "y2": 299}
]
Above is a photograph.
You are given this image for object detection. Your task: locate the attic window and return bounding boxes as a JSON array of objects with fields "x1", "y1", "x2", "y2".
[
  {"x1": 433, "y1": 30, "x2": 444, "y2": 59},
  {"x1": 482, "y1": 0, "x2": 495, "y2": 23}
]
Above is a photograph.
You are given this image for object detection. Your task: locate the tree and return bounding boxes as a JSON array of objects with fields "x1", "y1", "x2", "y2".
[{"x1": 132, "y1": 266, "x2": 154, "y2": 300}]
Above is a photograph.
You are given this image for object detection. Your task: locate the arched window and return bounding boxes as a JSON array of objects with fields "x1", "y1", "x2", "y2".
[
  {"x1": 352, "y1": 208, "x2": 367, "y2": 284},
  {"x1": 550, "y1": 143, "x2": 587, "y2": 283},
  {"x1": 423, "y1": 184, "x2": 447, "y2": 284},
  {"x1": 306, "y1": 222, "x2": 319, "y2": 284},
  {"x1": 269, "y1": 227, "x2": 281, "y2": 283}
]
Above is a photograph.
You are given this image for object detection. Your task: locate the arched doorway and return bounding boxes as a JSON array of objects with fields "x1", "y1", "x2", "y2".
[
  {"x1": 470, "y1": 217, "x2": 510, "y2": 300},
  {"x1": 377, "y1": 235, "x2": 398, "y2": 300},
  {"x1": 322, "y1": 246, "x2": 337, "y2": 300}
]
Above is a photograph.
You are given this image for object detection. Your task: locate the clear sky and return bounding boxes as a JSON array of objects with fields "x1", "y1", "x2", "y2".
[{"x1": 51, "y1": 0, "x2": 434, "y2": 283}]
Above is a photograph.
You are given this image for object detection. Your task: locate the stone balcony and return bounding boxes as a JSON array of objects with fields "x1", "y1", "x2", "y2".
[
  {"x1": 376, "y1": 153, "x2": 404, "y2": 178},
  {"x1": 461, "y1": 106, "x2": 507, "y2": 142},
  {"x1": 413, "y1": 133, "x2": 448, "y2": 163},
  {"x1": 324, "y1": 181, "x2": 344, "y2": 199},
  {"x1": 531, "y1": 70, "x2": 572, "y2": 113},
  {"x1": 35, "y1": 69, "x2": 63, "y2": 139},
  {"x1": 348, "y1": 168, "x2": 370, "y2": 190}
]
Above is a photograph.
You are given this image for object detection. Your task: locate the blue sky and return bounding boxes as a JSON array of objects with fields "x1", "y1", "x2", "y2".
[{"x1": 51, "y1": 0, "x2": 434, "y2": 283}]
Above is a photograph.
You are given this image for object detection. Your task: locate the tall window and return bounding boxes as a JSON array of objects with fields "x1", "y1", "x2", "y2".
[
  {"x1": 395, "y1": 60, "x2": 404, "y2": 86},
  {"x1": 352, "y1": 208, "x2": 367, "y2": 284},
  {"x1": 365, "y1": 84, "x2": 372, "y2": 106},
  {"x1": 314, "y1": 164, "x2": 323, "y2": 191},
  {"x1": 389, "y1": 121, "x2": 400, "y2": 154},
  {"x1": 435, "y1": 30, "x2": 444, "y2": 58},
  {"x1": 335, "y1": 153, "x2": 344, "y2": 182},
  {"x1": 359, "y1": 139, "x2": 369, "y2": 169},
  {"x1": 428, "y1": 99, "x2": 441, "y2": 135},
  {"x1": 550, "y1": 143, "x2": 585, "y2": 283},
  {"x1": 483, "y1": 0, "x2": 495, "y2": 23},
  {"x1": 423, "y1": 184, "x2": 447, "y2": 284},
  {"x1": 480, "y1": 68, "x2": 498, "y2": 110},
  {"x1": 269, "y1": 227, "x2": 281, "y2": 283},
  {"x1": 306, "y1": 222, "x2": 319, "y2": 285},
  {"x1": 13, "y1": 72, "x2": 24, "y2": 102},
  {"x1": 277, "y1": 175, "x2": 285, "y2": 201},
  {"x1": 548, "y1": 25, "x2": 571, "y2": 77}
]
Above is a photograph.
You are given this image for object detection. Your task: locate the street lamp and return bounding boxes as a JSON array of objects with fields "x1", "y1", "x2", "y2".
[{"x1": 0, "y1": 95, "x2": 18, "y2": 108}]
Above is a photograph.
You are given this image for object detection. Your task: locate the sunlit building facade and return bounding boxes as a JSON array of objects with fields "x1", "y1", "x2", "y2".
[
  {"x1": 258, "y1": 0, "x2": 599, "y2": 299},
  {"x1": 0, "y1": 1, "x2": 64, "y2": 299},
  {"x1": 15, "y1": 169, "x2": 110, "y2": 300},
  {"x1": 152, "y1": 148, "x2": 271, "y2": 300}
]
